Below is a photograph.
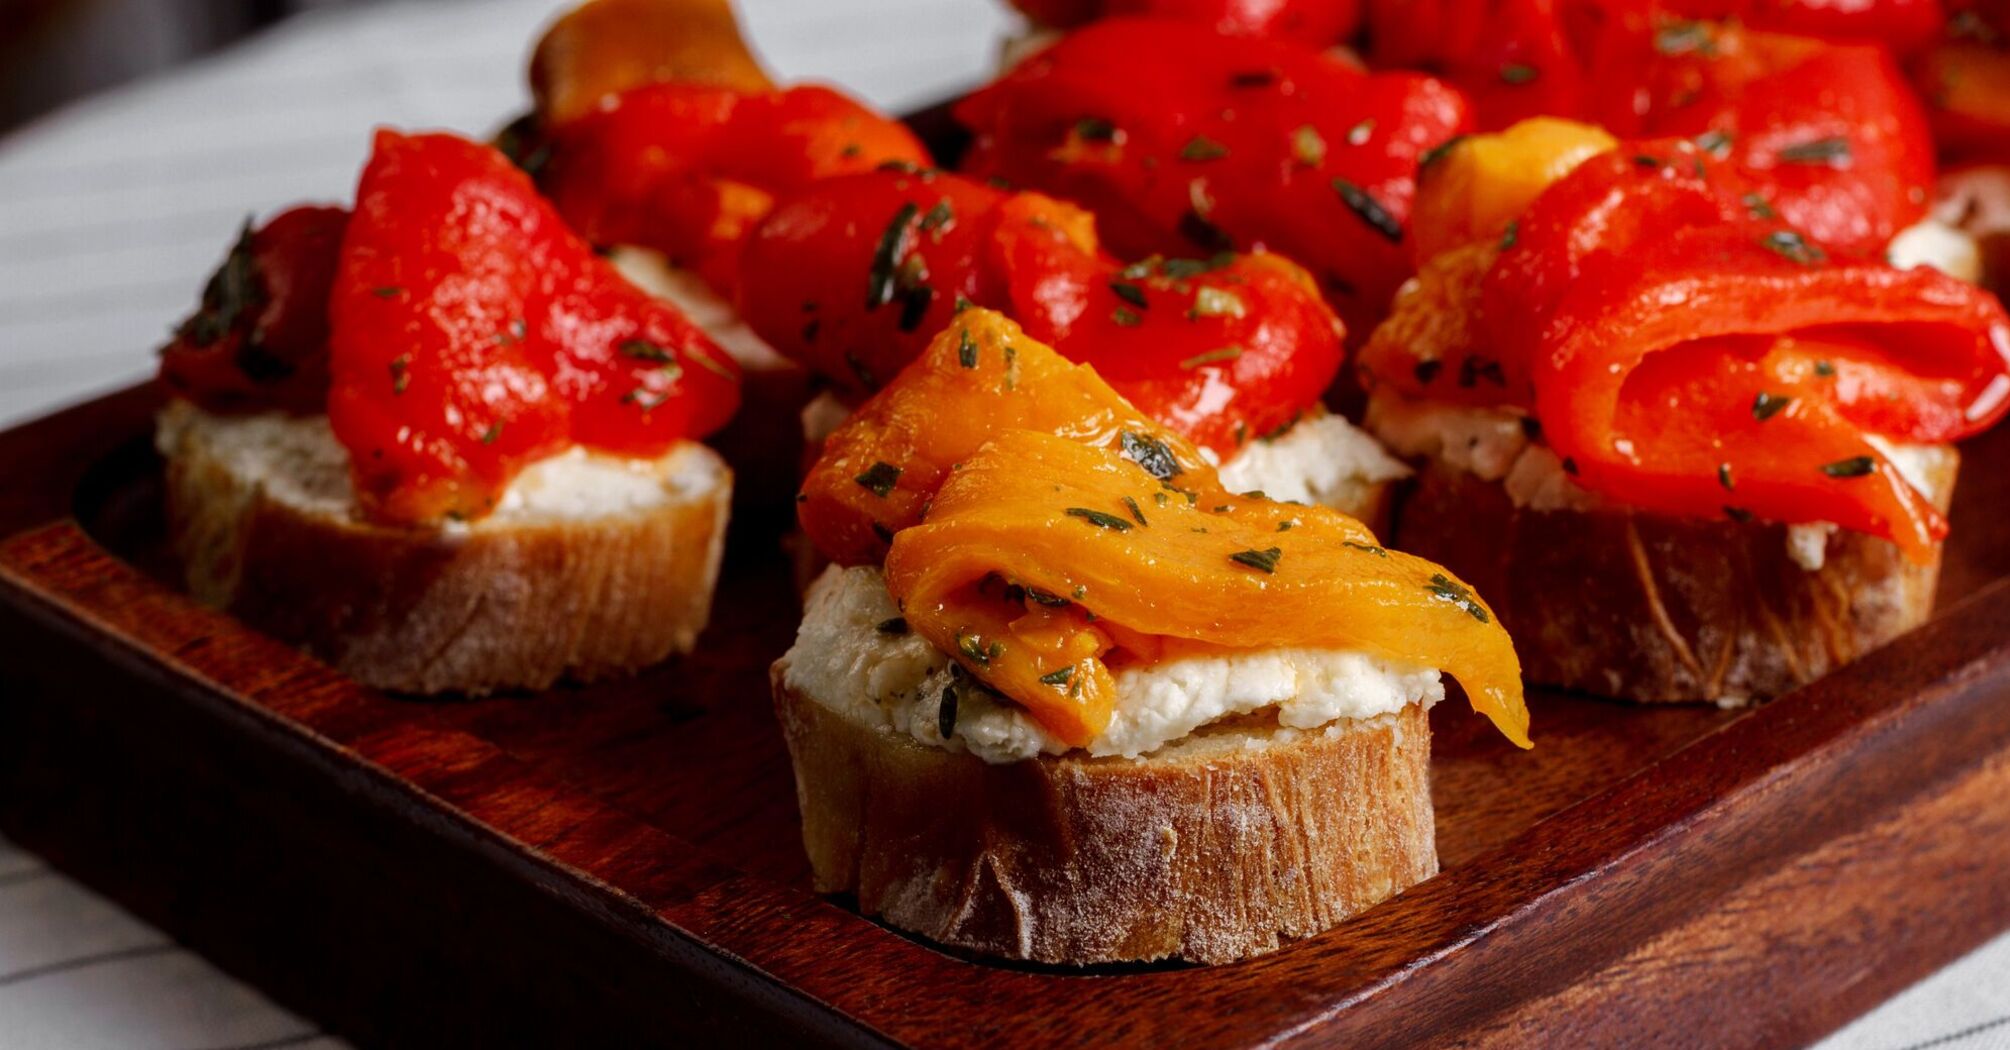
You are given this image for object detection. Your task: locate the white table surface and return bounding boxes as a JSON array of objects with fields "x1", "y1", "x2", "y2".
[{"x1": 0, "y1": 1, "x2": 2006, "y2": 1046}]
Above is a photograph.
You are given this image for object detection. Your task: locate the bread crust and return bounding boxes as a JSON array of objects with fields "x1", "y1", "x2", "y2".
[
  {"x1": 772, "y1": 665, "x2": 1438, "y2": 965},
  {"x1": 1394, "y1": 456, "x2": 1957, "y2": 703},
  {"x1": 159, "y1": 404, "x2": 731, "y2": 695}
]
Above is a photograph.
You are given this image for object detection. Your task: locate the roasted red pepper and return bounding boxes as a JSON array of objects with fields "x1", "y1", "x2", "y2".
[
  {"x1": 738, "y1": 168, "x2": 1344, "y2": 453},
  {"x1": 1362, "y1": 4, "x2": 1936, "y2": 253},
  {"x1": 956, "y1": 17, "x2": 1470, "y2": 335},
  {"x1": 538, "y1": 82, "x2": 929, "y2": 294},
  {"x1": 328, "y1": 130, "x2": 741, "y2": 525},
  {"x1": 1373, "y1": 138, "x2": 2010, "y2": 558},
  {"x1": 1585, "y1": 20, "x2": 1935, "y2": 255},
  {"x1": 157, "y1": 206, "x2": 348, "y2": 415},
  {"x1": 1006, "y1": 0, "x2": 1363, "y2": 43}
]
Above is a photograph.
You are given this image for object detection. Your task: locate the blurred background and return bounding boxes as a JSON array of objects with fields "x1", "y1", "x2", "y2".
[{"x1": 0, "y1": 0, "x2": 331, "y2": 133}]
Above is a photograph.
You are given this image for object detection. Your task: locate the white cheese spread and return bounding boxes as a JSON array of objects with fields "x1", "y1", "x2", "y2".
[{"x1": 782, "y1": 564, "x2": 1442, "y2": 764}]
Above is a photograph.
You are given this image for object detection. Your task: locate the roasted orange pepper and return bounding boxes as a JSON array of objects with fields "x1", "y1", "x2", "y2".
[{"x1": 802, "y1": 309, "x2": 1531, "y2": 749}]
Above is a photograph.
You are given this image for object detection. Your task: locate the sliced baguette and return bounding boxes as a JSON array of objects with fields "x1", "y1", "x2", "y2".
[
  {"x1": 772, "y1": 664, "x2": 1437, "y2": 965},
  {"x1": 157, "y1": 399, "x2": 731, "y2": 695},
  {"x1": 1394, "y1": 454, "x2": 1956, "y2": 703}
]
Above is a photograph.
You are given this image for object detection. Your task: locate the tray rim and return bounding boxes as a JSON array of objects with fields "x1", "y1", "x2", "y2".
[{"x1": 5, "y1": 382, "x2": 2010, "y2": 1048}]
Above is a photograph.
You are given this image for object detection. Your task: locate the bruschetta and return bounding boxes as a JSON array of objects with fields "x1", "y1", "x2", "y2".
[
  {"x1": 773, "y1": 309, "x2": 1528, "y2": 964},
  {"x1": 156, "y1": 130, "x2": 742, "y2": 694},
  {"x1": 1356, "y1": 118, "x2": 2010, "y2": 703}
]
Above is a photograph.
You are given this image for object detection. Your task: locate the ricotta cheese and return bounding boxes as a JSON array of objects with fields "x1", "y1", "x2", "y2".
[
  {"x1": 1216, "y1": 413, "x2": 1410, "y2": 516},
  {"x1": 1887, "y1": 217, "x2": 1983, "y2": 285},
  {"x1": 783, "y1": 565, "x2": 1443, "y2": 764},
  {"x1": 155, "y1": 403, "x2": 720, "y2": 529},
  {"x1": 608, "y1": 246, "x2": 791, "y2": 372},
  {"x1": 805, "y1": 396, "x2": 1407, "y2": 518}
]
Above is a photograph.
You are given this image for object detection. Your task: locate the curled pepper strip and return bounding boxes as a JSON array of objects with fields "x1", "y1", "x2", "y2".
[
  {"x1": 1491, "y1": 143, "x2": 2010, "y2": 559},
  {"x1": 804, "y1": 310, "x2": 1530, "y2": 748},
  {"x1": 797, "y1": 308, "x2": 1214, "y2": 567}
]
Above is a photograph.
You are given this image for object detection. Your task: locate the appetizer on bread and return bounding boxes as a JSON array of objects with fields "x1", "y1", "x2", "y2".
[
  {"x1": 1356, "y1": 120, "x2": 2010, "y2": 703},
  {"x1": 512, "y1": 0, "x2": 930, "y2": 507},
  {"x1": 774, "y1": 309, "x2": 1528, "y2": 964},
  {"x1": 740, "y1": 167, "x2": 1407, "y2": 523},
  {"x1": 156, "y1": 130, "x2": 741, "y2": 694}
]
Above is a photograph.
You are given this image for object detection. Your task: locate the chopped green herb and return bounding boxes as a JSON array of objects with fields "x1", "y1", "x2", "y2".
[
  {"x1": 1277, "y1": 520, "x2": 1297, "y2": 532},
  {"x1": 1121, "y1": 431, "x2": 1183, "y2": 481},
  {"x1": 1724, "y1": 505, "x2": 1755, "y2": 523},
  {"x1": 372, "y1": 286, "x2": 403, "y2": 299},
  {"x1": 621, "y1": 387, "x2": 668, "y2": 411},
  {"x1": 1654, "y1": 20, "x2": 1717, "y2": 56},
  {"x1": 1762, "y1": 229, "x2": 1825, "y2": 266},
  {"x1": 1752, "y1": 391, "x2": 1792, "y2": 421},
  {"x1": 1291, "y1": 124, "x2": 1327, "y2": 167},
  {"x1": 1718, "y1": 463, "x2": 1735, "y2": 490},
  {"x1": 855, "y1": 461, "x2": 902, "y2": 497},
  {"x1": 1426, "y1": 573, "x2": 1489, "y2": 622},
  {"x1": 955, "y1": 629, "x2": 1000, "y2": 667},
  {"x1": 1414, "y1": 359, "x2": 1443, "y2": 385},
  {"x1": 1066, "y1": 506, "x2": 1134, "y2": 531},
  {"x1": 1180, "y1": 345, "x2": 1245, "y2": 370},
  {"x1": 953, "y1": 294, "x2": 976, "y2": 314},
  {"x1": 938, "y1": 684, "x2": 959, "y2": 737},
  {"x1": 865, "y1": 201, "x2": 919, "y2": 309},
  {"x1": 1420, "y1": 135, "x2": 1468, "y2": 169},
  {"x1": 621, "y1": 338, "x2": 675, "y2": 363},
  {"x1": 1814, "y1": 359, "x2": 1836, "y2": 377},
  {"x1": 1159, "y1": 252, "x2": 1236, "y2": 278},
  {"x1": 1694, "y1": 129, "x2": 1733, "y2": 156},
  {"x1": 1039, "y1": 666, "x2": 1076, "y2": 687},
  {"x1": 1777, "y1": 136, "x2": 1852, "y2": 165},
  {"x1": 1499, "y1": 62, "x2": 1538, "y2": 84},
  {"x1": 958, "y1": 328, "x2": 979, "y2": 368},
  {"x1": 1821, "y1": 455, "x2": 1876, "y2": 478},
  {"x1": 1633, "y1": 153, "x2": 1663, "y2": 168},
  {"x1": 1112, "y1": 306, "x2": 1142, "y2": 326},
  {"x1": 1331, "y1": 178, "x2": 1404, "y2": 243},
  {"x1": 1742, "y1": 192, "x2": 1778, "y2": 220},
  {"x1": 1229, "y1": 547, "x2": 1283, "y2": 574},
  {"x1": 876, "y1": 617, "x2": 908, "y2": 635},
  {"x1": 480, "y1": 422, "x2": 502, "y2": 445},
  {"x1": 185, "y1": 220, "x2": 260, "y2": 347},
  {"x1": 1110, "y1": 281, "x2": 1149, "y2": 309},
  {"x1": 1344, "y1": 541, "x2": 1388, "y2": 557},
  {"x1": 1499, "y1": 221, "x2": 1519, "y2": 250},
  {"x1": 1228, "y1": 69, "x2": 1278, "y2": 88},
  {"x1": 1121, "y1": 495, "x2": 1149, "y2": 526},
  {"x1": 389, "y1": 356, "x2": 410, "y2": 395},
  {"x1": 1074, "y1": 117, "x2": 1118, "y2": 142},
  {"x1": 1180, "y1": 136, "x2": 1230, "y2": 162},
  {"x1": 1190, "y1": 286, "x2": 1246, "y2": 319},
  {"x1": 920, "y1": 199, "x2": 955, "y2": 234}
]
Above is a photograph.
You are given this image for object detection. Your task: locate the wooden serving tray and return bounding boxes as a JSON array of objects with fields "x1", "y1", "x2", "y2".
[{"x1": 4, "y1": 382, "x2": 2010, "y2": 1048}]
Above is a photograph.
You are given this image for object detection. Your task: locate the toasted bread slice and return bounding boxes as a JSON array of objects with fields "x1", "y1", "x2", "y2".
[
  {"x1": 1394, "y1": 454, "x2": 1956, "y2": 704},
  {"x1": 772, "y1": 666, "x2": 1436, "y2": 965},
  {"x1": 157, "y1": 399, "x2": 731, "y2": 695}
]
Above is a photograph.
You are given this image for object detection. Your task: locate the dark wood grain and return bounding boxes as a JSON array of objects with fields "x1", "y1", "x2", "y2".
[{"x1": 3, "y1": 382, "x2": 2010, "y2": 1048}]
